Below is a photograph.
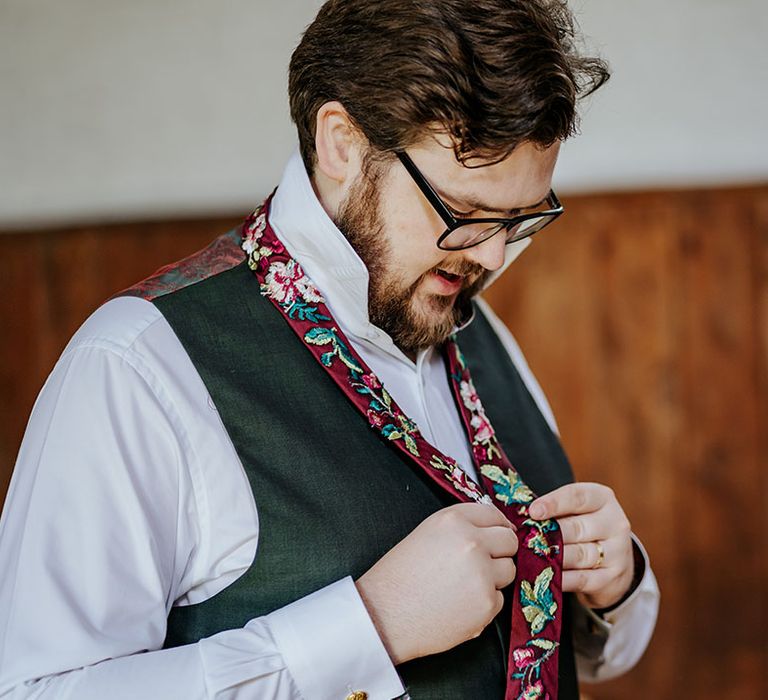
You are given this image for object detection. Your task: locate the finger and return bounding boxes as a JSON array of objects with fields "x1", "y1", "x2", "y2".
[
  {"x1": 482, "y1": 525, "x2": 519, "y2": 559},
  {"x1": 529, "y1": 482, "x2": 612, "y2": 520},
  {"x1": 557, "y1": 510, "x2": 613, "y2": 545},
  {"x1": 452, "y1": 501, "x2": 515, "y2": 530},
  {"x1": 562, "y1": 567, "x2": 616, "y2": 595},
  {"x1": 562, "y1": 541, "x2": 608, "y2": 570},
  {"x1": 490, "y1": 555, "x2": 517, "y2": 590}
]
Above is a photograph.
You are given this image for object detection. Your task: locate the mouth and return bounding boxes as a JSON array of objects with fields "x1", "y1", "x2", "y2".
[
  {"x1": 430, "y1": 268, "x2": 465, "y2": 294},
  {"x1": 436, "y1": 269, "x2": 462, "y2": 283}
]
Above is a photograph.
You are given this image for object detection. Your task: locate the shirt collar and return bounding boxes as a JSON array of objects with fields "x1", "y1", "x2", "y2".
[{"x1": 268, "y1": 149, "x2": 532, "y2": 355}]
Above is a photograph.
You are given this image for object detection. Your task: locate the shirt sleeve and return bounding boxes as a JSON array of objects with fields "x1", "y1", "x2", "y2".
[
  {"x1": 572, "y1": 537, "x2": 660, "y2": 682},
  {"x1": 474, "y1": 297, "x2": 660, "y2": 679},
  {"x1": 0, "y1": 328, "x2": 403, "y2": 699}
]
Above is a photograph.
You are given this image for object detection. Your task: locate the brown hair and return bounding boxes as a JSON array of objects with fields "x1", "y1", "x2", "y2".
[{"x1": 289, "y1": 0, "x2": 609, "y2": 172}]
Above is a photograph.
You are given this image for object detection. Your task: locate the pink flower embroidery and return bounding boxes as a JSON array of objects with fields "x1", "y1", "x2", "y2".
[
  {"x1": 471, "y1": 412, "x2": 495, "y2": 442},
  {"x1": 472, "y1": 443, "x2": 487, "y2": 464},
  {"x1": 450, "y1": 466, "x2": 484, "y2": 501},
  {"x1": 521, "y1": 680, "x2": 544, "y2": 700},
  {"x1": 367, "y1": 409, "x2": 385, "y2": 429},
  {"x1": 263, "y1": 260, "x2": 324, "y2": 305},
  {"x1": 513, "y1": 647, "x2": 536, "y2": 669},
  {"x1": 269, "y1": 237, "x2": 286, "y2": 256},
  {"x1": 361, "y1": 373, "x2": 381, "y2": 390},
  {"x1": 242, "y1": 213, "x2": 267, "y2": 254},
  {"x1": 460, "y1": 379, "x2": 482, "y2": 412}
]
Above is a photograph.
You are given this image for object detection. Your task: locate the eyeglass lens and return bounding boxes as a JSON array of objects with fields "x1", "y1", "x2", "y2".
[{"x1": 440, "y1": 213, "x2": 555, "y2": 250}]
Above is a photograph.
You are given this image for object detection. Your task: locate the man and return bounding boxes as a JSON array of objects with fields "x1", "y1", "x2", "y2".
[{"x1": 0, "y1": 0, "x2": 659, "y2": 698}]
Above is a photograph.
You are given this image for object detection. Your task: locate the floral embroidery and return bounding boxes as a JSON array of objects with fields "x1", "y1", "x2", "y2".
[
  {"x1": 520, "y1": 680, "x2": 546, "y2": 700},
  {"x1": 305, "y1": 327, "x2": 363, "y2": 373},
  {"x1": 470, "y1": 411, "x2": 494, "y2": 442},
  {"x1": 454, "y1": 346, "x2": 501, "y2": 463},
  {"x1": 242, "y1": 210, "x2": 278, "y2": 270},
  {"x1": 264, "y1": 260, "x2": 325, "y2": 306},
  {"x1": 245, "y1": 210, "x2": 330, "y2": 324},
  {"x1": 353, "y1": 372, "x2": 420, "y2": 456},
  {"x1": 512, "y1": 639, "x2": 559, "y2": 700},
  {"x1": 520, "y1": 567, "x2": 558, "y2": 635},
  {"x1": 242, "y1": 212, "x2": 267, "y2": 254},
  {"x1": 459, "y1": 379, "x2": 482, "y2": 412},
  {"x1": 480, "y1": 465, "x2": 535, "y2": 506},
  {"x1": 430, "y1": 455, "x2": 493, "y2": 505},
  {"x1": 460, "y1": 378, "x2": 495, "y2": 442},
  {"x1": 444, "y1": 321, "x2": 563, "y2": 695},
  {"x1": 513, "y1": 646, "x2": 536, "y2": 669},
  {"x1": 522, "y1": 518, "x2": 560, "y2": 558}
]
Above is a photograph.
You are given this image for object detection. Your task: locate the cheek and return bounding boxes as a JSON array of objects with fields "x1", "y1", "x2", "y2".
[
  {"x1": 378, "y1": 172, "x2": 448, "y2": 281},
  {"x1": 391, "y1": 233, "x2": 445, "y2": 287}
]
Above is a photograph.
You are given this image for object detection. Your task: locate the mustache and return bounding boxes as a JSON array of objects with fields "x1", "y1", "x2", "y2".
[{"x1": 434, "y1": 260, "x2": 485, "y2": 277}]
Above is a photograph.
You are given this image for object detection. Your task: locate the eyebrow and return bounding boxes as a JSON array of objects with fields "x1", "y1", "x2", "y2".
[{"x1": 437, "y1": 188, "x2": 549, "y2": 215}]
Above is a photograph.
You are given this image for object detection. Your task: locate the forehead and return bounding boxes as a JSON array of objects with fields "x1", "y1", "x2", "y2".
[{"x1": 406, "y1": 136, "x2": 560, "y2": 211}]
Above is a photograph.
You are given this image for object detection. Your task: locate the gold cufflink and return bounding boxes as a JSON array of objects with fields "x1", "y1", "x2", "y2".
[{"x1": 346, "y1": 692, "x2": 368, "y2": 700}]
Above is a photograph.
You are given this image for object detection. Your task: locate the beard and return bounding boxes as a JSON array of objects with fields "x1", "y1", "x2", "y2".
[{"x1": 334, "y1": 156, "x2": 490, "y2": 356}]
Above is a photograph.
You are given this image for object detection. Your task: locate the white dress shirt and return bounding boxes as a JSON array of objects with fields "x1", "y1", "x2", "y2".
[{"x1": 0, "y1": 151, "x2": 659, "y2": 700}]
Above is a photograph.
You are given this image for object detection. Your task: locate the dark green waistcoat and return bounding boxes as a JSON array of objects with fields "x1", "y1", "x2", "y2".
[{"x1": 147, "y1": 254, "x2": 579, "y2": 699}]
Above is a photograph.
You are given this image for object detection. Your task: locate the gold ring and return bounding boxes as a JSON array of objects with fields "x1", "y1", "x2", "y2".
[{"x1": 593, "y1": 541, "x2": 605, "y2": 569}]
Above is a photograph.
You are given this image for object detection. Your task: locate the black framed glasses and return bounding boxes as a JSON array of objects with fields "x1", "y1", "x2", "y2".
[{"x1": 396, "y1": 151, "x2": 564, "y2": 251}]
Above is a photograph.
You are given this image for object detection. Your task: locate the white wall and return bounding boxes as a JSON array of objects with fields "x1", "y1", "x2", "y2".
[{"x1": 1, "y1": 0, "x2": 766, "y2": 228}]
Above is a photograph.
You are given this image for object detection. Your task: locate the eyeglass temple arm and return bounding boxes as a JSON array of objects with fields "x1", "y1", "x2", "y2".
[{"x1": 395, "y1": 151, "x2": 458, "y2": 228}]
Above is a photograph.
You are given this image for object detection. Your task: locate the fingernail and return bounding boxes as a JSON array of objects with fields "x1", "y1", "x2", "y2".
[{"x1": 529, "y1": 503, "x2": 545, "y2": 519}]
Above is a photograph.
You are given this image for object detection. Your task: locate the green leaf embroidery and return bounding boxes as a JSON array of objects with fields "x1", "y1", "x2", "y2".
[
  {"x1": 304, "y1": 327, "x2": 363, "y2": 373},
  {"x1": 533, "y1": 567, "x2": 554, "y2": 601},
  {"x1": 480, "y1": 465, "x2": 535, "y2": 505},
  {"x1": 522, "y1": 606, "x2": 550, "y2": 635},
  {"x1": 519, "y1": 567, "x2": 557, "y2": 635},
  {"x1": 485, "y1": 442, "x2": 501, "y2": 461},
  {"x1": 403, "y1": 434, "x2": 419, "y2": 456},
  {"x1": 452, "y1": 340, "x2": 466, "y2": 370},
  {"x1": 430, "y1": 455, "x2": 451, "y2": 473},
  {"x1": 529, "y1": 638, "x2": 557, "y2": 651},
  {"x1": 285, "y1": 301, "x2": 331, "y2": 323},
  {"x1": 304, "y1": 327, "x2": 334, "y2": 346}
]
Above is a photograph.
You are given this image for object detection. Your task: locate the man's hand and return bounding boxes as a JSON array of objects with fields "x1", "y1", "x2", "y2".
[
  {"x1": 355, "y1": 502, "x2": 518, "y2": 665},
  {"x1": 529, "y1": 483, "x2": 634, "y2": 610}
]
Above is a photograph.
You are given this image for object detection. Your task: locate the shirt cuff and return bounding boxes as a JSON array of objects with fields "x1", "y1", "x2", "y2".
[
  {"x1": 575, "y1": 535, "x2": 660, "y2": 682},
  {"x1": 266, "y1": 577, "x2": 405, "y2": 700}
]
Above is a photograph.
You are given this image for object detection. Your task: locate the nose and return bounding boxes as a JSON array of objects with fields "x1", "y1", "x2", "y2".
[{"x1": 460, "y1": 231, "x2": 507, "y2": 272}]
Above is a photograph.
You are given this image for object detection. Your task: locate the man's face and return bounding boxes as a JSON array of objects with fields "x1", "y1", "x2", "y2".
[{"x1": 335, "y1": 137, "x2": 560, "y2": 355}]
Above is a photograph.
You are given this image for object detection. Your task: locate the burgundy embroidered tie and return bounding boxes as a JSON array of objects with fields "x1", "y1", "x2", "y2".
[{"x1": 241, "y1": 198, "x2": 564, "y2": 700}]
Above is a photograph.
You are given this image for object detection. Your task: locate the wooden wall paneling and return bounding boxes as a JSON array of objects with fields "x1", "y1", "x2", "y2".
[
  {"x1": 579, "y1": 193, "x2": 684, "y2": 698},
  {"x1": 675, "y1": 189, "x2": 764, "y2": 698}
]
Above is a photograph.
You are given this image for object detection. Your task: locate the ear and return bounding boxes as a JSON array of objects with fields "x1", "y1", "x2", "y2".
[{"x1": 314, "y1": 101, "x2": 364, "y2": 184}]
